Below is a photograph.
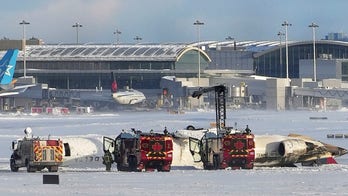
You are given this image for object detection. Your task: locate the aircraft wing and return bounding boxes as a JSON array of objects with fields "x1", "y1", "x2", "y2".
[
  {"x1": 0, "y1": 84, "x2": 36, "y2": 97},
  {"x1": 0, "y1": 91, "x2": 20, "y2": 97}
]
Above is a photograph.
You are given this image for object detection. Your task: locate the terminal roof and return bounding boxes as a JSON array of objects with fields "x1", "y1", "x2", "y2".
[{"x1": 25, "y1": 44, "x2": 192, "y2": 61}]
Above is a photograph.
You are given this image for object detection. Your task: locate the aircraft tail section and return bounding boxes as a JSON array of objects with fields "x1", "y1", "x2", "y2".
[
  {"x1": 0, "y1": 49, "x2": 19, "y2": 85},
  {"x1": 111, "y1": 72, "x2": 118, "y2": 93},
  {"x1": 322, "y1": 157, "x2": 338, "y2": 164}
]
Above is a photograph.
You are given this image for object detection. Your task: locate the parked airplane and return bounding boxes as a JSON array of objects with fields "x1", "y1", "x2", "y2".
[{"x1": 110, "y1": 72, "x2": 146, "y2": 105}]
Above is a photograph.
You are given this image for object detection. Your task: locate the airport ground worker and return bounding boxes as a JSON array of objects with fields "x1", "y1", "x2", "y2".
[
  {"x1": 102, "y1": 150, "x2": 113, "y2": 171},
  {"x1": 245, "y1": 125, "x2": 251, "y2": 134}
]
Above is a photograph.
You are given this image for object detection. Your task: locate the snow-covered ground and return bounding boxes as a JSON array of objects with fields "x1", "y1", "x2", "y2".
[{"x1": 1, "y1": 109, "x2": 348, "y2": 195}]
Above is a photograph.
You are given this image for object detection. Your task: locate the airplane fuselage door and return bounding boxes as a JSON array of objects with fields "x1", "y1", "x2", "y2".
[
  {"x1": 103, "y1": 136, "x2": 115, "y2": 153},
  {"x1": 189, "y1": 137, "x2": 202, "y2": 162}
]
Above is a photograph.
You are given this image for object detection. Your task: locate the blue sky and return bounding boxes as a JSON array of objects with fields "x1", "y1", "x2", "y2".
[{"x1": 1, "y1": 0, "x2": 347, "y2": 44}]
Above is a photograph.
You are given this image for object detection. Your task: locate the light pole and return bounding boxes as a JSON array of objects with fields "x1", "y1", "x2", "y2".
[
  {"x1": 309, "y1": 22, "x2": 319, "y2": 82},
  {"x1": 222, "y1": 36, "x2": 234, "y2": 51},
  {"x1": 193, "y1": 20, "x2": 204, "y2": 87},
  {"x1": 19, "y1": 20, "x2": 30, "y2": 78},
  {"x1": 282, "y1": 21, "x2": 292, "y2": 79},
  {"x1": 72, "y1": 23, "x2": 82, "y2": 44},
  {"x1": 226, "y1": 36, "x2": 237, "y2": 51},
  {"x1": 277, "y1": 31, "x2": 285, "y2": 77},
  {"x1": 114, "y1": 29, "x2": 121, "y2": 44},
  {"x1": 134, "y1": 36, "x2": 142, "y2": 44},
  {"x1": 225, "y1": 36, "x2": 234, "y2": 41}
]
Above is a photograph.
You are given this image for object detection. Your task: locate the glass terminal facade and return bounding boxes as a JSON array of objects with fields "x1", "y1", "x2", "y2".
[
  {"x1": 15, "y1": 44, "x2": 210, "y2": 90},
  {"x1": 254, "y1": 40, "x2": 348, "y2": 78}
]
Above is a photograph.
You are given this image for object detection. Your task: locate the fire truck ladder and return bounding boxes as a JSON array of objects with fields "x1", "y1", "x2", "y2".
[{"x1": 192, "y1": 85, "x2": 227, "y2": 133}]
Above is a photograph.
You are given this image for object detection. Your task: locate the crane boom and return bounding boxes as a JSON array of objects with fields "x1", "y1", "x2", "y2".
[{"x1": 192, "y1": 85, "x2": 227, "y2": 133}]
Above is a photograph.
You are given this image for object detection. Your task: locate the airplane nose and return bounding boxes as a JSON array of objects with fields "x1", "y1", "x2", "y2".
[
  {"x1": 337, "y1": 147, "x2": 348, "y2": 156},
  {"x1": 323, "y1": 143, "x2": 348, "y2": 156}
]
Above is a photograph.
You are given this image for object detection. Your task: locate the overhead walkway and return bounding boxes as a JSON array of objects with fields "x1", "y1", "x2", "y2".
[{"x1": 292, "y1": 87, "x2": 348, "y2": 100}]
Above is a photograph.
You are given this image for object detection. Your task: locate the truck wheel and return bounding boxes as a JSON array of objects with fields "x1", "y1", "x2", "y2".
[
  {"x1": 244, "y1": 163, "x2": 254, "y2": 169},
  {"x1": 37, "y1": 167, "x2": 44, "y2": 171},
  {"x1": 10, "y1": 158, "x2": 18, "y2": 172},
  {"x1": 159, "y1": 165, "x2": 171, "y2": 172},
  {"x1": 213, "y1": 154, "x2": 220, "y2": 170},
  {"x1": 26, "y1": 160, "x2": 36, "y2": 172},
  {"x1": 27, "y1": 165, "x2": 36, "y2": 172},
  {"x1": 48, "y1": 166, "x2": 58, "y2": 172},
  {"x1": 186, "y1": 125, "x2": 195, "y2": 130}
]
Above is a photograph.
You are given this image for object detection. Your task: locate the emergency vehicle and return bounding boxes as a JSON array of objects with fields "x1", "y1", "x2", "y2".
[
  {"x1": 103, "y1": 130, "x2": 173, "y2": 171},
  {"x1": 188, "y1": 85, "x2": 255, "y2": 169},
  {"x1": 189, "y1": 129, "x2": 255, "y2": 169},
  {"x1": 10, "y1": 128, "x2": 63, "y2": 172}
]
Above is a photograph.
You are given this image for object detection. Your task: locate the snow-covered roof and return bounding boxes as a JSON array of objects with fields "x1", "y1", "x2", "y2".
[
  {"x1": 21, "y1": 43, "x2": 212, "y2": 62},
  {"x1": 205, "y1": 40, "x2": 295, "y2": 52},
  {"x1": 24, "y1": 44, "x2": 190, "y2": 61}
]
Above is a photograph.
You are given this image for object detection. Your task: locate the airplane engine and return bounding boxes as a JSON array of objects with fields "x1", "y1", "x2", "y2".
[{"x1": 278, "y1": 139, "x2": 308, "y2": 163}]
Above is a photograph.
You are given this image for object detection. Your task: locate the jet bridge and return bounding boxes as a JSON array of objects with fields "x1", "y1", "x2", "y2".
[{"x1": 292, "y1": 87, "x2": 348, "y2": 100}]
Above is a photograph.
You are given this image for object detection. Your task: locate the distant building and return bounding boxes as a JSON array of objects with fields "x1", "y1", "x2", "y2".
[
  {"x1": 252, "y1": 40, "x2": 348, "y2": 78},
  {"x1": 14, "y1": 44, "x2": 211, "y2": 90},
  {"x1": 299, "y1": 58, "x2": 348, "y2": 81},
  {"x1": 202, "y1": 41, "x2": 254, "y2": 72},
  {"x1": 0, "y1": 37, "x2": 43, "y2": 50},
  {"x1": 324, "y1": 32, "x2": 348, "y2": 42}
]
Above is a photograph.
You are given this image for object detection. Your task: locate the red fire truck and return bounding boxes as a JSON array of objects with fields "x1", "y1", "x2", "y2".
[
  {"x1": 189, "y1": 85, "x2": 255, "y2": 169},
  {"x1": 189, "y1": 130, "x2": 255, "y2": 169},
  {"x1": 221, "y1": 132, "x2": 255, "y2": 169},
  {"x1": 103, "y1": 130, "x2": 173, "y2": 172}
]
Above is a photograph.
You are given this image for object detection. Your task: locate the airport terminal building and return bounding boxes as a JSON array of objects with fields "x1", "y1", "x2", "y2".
[
  {"x1": 14, "y1": 44, "x2": 211, "y2": 90},
  {"x1": 253, "y1": 40, "x2": 348, "y2": 79},
  {"x1": 4, "y1": 39, "x2": 348, "y2": 111},
  {"x1": 12, "y1": 40, "x2": 348, "y2": 90}
]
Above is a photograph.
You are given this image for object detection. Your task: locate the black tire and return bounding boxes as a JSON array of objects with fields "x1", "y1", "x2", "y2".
[
  {"x1": 27, "y1": 165, "x2": 35, "y2": 172},
  {"x1": 245, "y1": 163, "x2": 254, "y2": 170},
  {"x1": 241, "y1": 160, "x2": 253, "y2": 169},
  {"x1": 159, "y1": 165, "x2": 171, "y2": 172},
  {"x1": 26, "y1": 160, "x2": 36, "y2": 172},
  {"x1": 48, "y1": 166, "x2": 58, "y2": 172},
  {"x1": 10, "y1": 158, "x2": 18, "y2": 172},
  {"x1": 37, "y1": 167, "x2": 44, "y2": 171},
  {"x1": 186, "y1": 125, "x2": 195, "y2": 130}
]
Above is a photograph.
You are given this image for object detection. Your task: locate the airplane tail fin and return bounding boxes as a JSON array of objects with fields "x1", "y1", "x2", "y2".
[
  {"x1": 0, "y1": 49, "x2": 19, "y2": 85},
  {"x1": 317, "y1": 157, "x2": 337, "y2": 165},
  {"x1": 111, "y1": 72, "x2": 118, "y2": 93},
  {"x1": 324, "y1": 157, "x2": 338, "y2": 164}
]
